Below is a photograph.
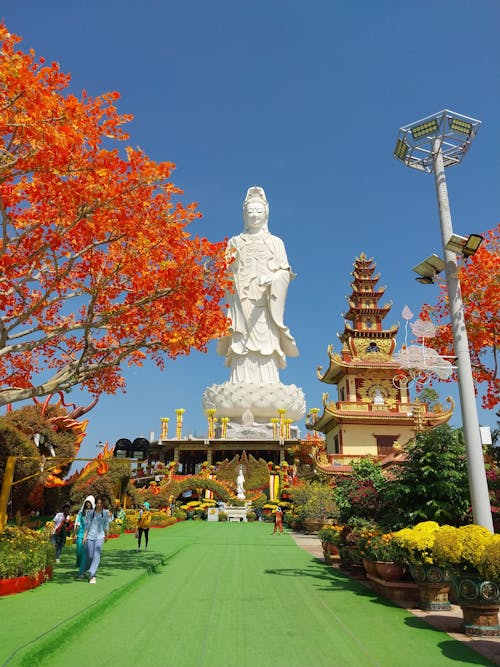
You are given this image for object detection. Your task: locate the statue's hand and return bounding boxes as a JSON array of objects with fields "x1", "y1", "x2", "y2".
[{"x1": 258, "y1": 274, "x2": 273, "y2": 287}]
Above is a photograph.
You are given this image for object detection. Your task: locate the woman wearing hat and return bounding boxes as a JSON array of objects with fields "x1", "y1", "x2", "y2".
[{"x1": 136, "y1": 501, "x2": 152, "y2": 551}]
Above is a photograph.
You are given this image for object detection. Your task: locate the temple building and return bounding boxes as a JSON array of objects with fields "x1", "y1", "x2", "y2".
[{"x1": 307, "y1": 253, "x2": 453, "y2": 473}]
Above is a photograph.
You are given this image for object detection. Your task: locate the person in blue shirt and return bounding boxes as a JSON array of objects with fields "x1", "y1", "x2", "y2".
[{"x1": 83, "y1": 497, "x2": 110, "y2": 584}]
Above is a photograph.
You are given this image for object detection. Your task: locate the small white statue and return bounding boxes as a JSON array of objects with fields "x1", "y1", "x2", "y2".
[{"x1": 236, "y1": 465, "x2": 246, "y2": 500}]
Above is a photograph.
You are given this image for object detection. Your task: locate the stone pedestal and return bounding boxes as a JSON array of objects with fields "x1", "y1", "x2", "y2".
[{"x1": 202, "y1": 381, "x2": 306, "y2": 439}]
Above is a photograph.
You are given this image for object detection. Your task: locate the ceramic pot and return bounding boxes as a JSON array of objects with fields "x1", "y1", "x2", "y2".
[
  {"x1": 452, "y1": 573, "x2": 500, "y2": 637},
  {"x1": 375, "y1": 561, "x2": 406, "y2": 582},
  {"x1": 362, "y1": 558, "x2": 378, "y2": 576},
  {"x1": 409, "y1": 564, "x2": 451, "y2": 611}
]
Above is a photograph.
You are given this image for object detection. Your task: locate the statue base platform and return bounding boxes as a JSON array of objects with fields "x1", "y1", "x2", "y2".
[
  {"x1": 223, "y1": 421, "x2": 300, "y2": 440},
  {"x1": 202, "y1": 381, "x2": 306, "y2": 423}
]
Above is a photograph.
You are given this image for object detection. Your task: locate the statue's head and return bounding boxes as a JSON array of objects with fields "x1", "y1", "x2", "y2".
[{"x1": 243, "y1": 186, "x2": 269, "y2": 233}]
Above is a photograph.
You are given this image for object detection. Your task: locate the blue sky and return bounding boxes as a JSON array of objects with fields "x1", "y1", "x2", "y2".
[{"x1": 2, "y1": 1, "x2": 499, "y2": 463}]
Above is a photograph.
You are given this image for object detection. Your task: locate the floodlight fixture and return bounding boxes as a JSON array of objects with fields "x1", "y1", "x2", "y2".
[
  {"x1": 394, "y1": 138, "x2": 409, "y2": 161},
  {"x1": 445, "y1": 233, "x2": 484, "y2": 257},
  {"x1": 412, "y1": 254, "x2": 446, "y2": 281},
  {"x1": 411, "y1": 118, "x2": 439, "y2": 140},
  {"x1": 394, "y1": 109, "x2": 481, "y2": 173},
  {"x1": 462, "y1": 233, "x2": 483, "y2": 257},
  {"x1": 449, "y1": 117, "x2": 473, "y2": 136}
]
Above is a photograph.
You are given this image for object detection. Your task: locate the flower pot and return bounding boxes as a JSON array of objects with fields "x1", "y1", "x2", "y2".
[
  {"x1": 452, "y1": 573, "x2": 500, "y2": 637},
  {"x1": 362, "y1": 558, "x2": 378, "y2": 577},
  {"x1": 409, "y1": 564, "x2": 452, "y2": 611},
  {"x1": 322, "y1": 542, "x2": 339, "y2": 565},
  {"x1": 375, "y1": 561, "x2": 406, "y2": 582},
  {"x1": 303, "y1": 519, "x2": 324, "y2": 534}
]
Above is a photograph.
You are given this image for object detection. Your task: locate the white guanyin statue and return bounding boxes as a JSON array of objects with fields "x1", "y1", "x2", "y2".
[
  {"x1": 236, "y1": 466, "x2": 246, "y2": 499},
  {"x1": 202, "y1": 187, "x2": 306, "y2": 438}
]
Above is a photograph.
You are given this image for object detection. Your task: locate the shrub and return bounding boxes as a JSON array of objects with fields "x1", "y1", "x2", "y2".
[
  {"x1": 292, "y1": 481, "x2": 338, "y2": 522},
  {"x1": 363, "y1": 532, "x2": 407, "y2": 563},
  {"x1": 383, "y1": 425, "x2": 470, "y2": 528},
  {"x1": 0, "y1": 526, "x2": 55, "y2": 578},
  {"x1": 333, "y1": 458, "x2": 387, "y2": 523},
  {"x1": 393, "y1": 521, "x2": 441, "y2": 565},
  {"x1": 317, "y1": 524, "x2": 344, "y2": 546},
  {"x1": 477, "y1": 534, "x2": 500, "y2": 581},
  {"x1": 432, "y1": 524, "x2": 492, "y2": 572},
  {"x1": 219, "y1": 511, "x2": 228, "y2": 522}
]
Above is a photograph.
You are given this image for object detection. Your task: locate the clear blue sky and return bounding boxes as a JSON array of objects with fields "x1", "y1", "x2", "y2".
[{"x1": 2, "y1": 1, "x2": 499, "y2": 463}]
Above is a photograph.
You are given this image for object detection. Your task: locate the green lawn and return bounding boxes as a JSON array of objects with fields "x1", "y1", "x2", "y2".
[{"x1": 0, "y1": 522, "x2": 497, "y2": 667}]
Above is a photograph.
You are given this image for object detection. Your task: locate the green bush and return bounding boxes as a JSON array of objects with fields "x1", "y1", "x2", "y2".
[
  {"x1": 0, "y1": 526, "x2": 55, "y2": 578},
  {"x1": 383, "y1": 425, "x2": 470, "y2": 528},
  {"x1": 292, "y1": 481, "x2": 338, "y2": 522}
]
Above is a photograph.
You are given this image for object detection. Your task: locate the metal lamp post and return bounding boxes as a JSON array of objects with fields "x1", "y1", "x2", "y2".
[{"x1": 394, "y1": 109, "x2": 493, "y2": 532}]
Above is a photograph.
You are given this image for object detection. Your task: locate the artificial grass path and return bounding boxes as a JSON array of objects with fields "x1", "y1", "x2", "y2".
[{"x1": 0, "y1": 523, "x2": 497, "y2": 667}]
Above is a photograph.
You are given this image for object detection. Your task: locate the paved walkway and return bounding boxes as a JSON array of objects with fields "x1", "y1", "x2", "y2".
[
  {"x1": 290, "y1": 530, "x2": 500, "y2": 666},
  {"x1": 0, "y1": 523, "x2": 498, "y2": 667}
]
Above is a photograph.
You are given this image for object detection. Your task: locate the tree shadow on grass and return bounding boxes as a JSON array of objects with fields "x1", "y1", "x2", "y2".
[
  {"x1": 404, "y1": 616, "x2": 499, "y2": 666},
  {"x1": 438, "y1": 640, "x2": 498, "y2": 666},
  {"x1": 265, "y1": 558, "x2": 422, "y2": 612},
  {"x1": 264, "y1": 559, "x2": 384, "y2": 600},
  {"x1": 50, "y1": 548, "x2": 166, "y2": 586}
]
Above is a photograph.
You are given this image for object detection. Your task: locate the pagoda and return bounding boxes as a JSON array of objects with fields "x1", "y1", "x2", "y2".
[{"x1": 308, "y1": 253, "x2": 453, "y2": 473}]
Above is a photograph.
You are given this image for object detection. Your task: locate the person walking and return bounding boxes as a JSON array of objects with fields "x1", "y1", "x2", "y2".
[
  {"x1": 51, "y1": 502, "x2": 71, "y2": 563},
  {"x1": 136, "y1": 501, "x2": 152, "y2": 551},
  {"x1": 83, "y1": 497, "x2": 110, "y2": 584},
  {"x1": 273, "y1": 506, "x2": 283, "y2": 534},
  {"x1": 73, "y1": 495, "x2": 95, "y2": 579}
]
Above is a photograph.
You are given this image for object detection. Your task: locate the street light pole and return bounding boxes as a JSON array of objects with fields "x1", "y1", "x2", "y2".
[
  {"x1": 394, "y1": 109, "x2": 493, "y2": 532},
  {"x1": 432, "y1": 140, "x2": 493, "y2": 531}
]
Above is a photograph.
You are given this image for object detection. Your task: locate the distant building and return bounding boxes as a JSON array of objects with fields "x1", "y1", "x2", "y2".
[{"x1": 307, "y1": 253, "x2": 453, "y2": 475}]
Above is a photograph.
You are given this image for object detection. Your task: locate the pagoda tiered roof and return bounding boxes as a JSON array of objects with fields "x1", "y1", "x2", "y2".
[
  {"x1": 317, "y1": 345, "x2": 400, "y2": 384},
  {"x1": 309, "y1": 396, "x2": 455, "y2": 452},
  {"x1": 344, "y1": 303, "x2": 392, "y2": 319}
]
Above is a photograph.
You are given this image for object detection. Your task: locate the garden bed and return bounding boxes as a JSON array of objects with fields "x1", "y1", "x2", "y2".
[{"x1": 0, "y1": 566, "x2": 52, "y2": 597}]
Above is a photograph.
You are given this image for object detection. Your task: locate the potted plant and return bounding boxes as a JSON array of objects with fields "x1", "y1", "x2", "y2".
[
  {"x1": 292, "y1": 482, "x2": 338, "y2": 533},
  {"x1": 219, "y1": 511, "x2": 228, "y2": 522},
  {"x1": 432, "y1": 524, "x2": 500, "y2": 637},
  {"x1": 246, "y1": 511, "x2": 257, "y2": 522},
  {"x1": 477, "y1": 534, "x2": 500, "y2": 582},
  {"x1": 393, "y1": 522, "x2": 452, "y2": 611},
  {"x1": 364, "y1": 532, "x2": 407, "y2": 581},
  {"x1": 354, "y1": 523, "x2": 381, "y2": 576},
  {"x1": 318, "y1": 524, "x2": 343, "y2": 564}
]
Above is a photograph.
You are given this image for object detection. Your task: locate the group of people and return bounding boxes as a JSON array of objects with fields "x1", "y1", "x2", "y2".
[
  {"x1": 51, "y1": 496, "x2": 111, "y2": 584},
  {"x1": 50, "y1": 498, "x2": 152, "y2": 583}
]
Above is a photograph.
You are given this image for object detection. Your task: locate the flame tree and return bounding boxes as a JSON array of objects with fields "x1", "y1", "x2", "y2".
[
  {"x1": 421, "y1": 223, "x2": 499, "y2": 410},
  {"x1": 0, "y1": 24, "x2": 230, "y2": 406}
]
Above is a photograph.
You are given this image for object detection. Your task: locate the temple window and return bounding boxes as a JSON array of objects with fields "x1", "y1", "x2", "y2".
[{"x1": 374, "y1": 435, "x2": 398, "y2": 456}]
